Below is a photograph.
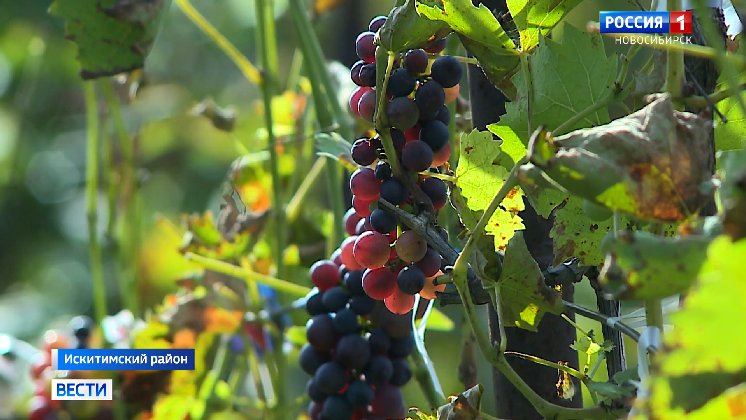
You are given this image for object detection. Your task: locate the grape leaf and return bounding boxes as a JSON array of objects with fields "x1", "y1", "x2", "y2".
[
  {"x1": 551, "y1": 196, "x2": 613, "y2": 266},
  {"x1": 455, "y1": 129, "x2": 525, "y2": 252},
  {"x1": 487, "y1": 23, "x2": 616, "y2": 150},
  {"x1": 714, "y1": 34, "x2": 746, "y2": 153},
  {"x1": 507, "y1": 0, "x2": 583, "y2": 51},
  {"x1": 633, "y1": 236, "x2": 746, "y2": 419},
  {"x1": 378, "y1": 0, "x2": 451, "y2": 54},
  {"x1": 528, "y1": 94, "x2": 714, "y2": 223},
  {"x1": 436, "y1": 384, "x2": 485, "y2": 420},
  {"x1": 49, "y1": 0, "x2": 171, "y2": 79},
  {"x1": 415, "y1": 0, "x2": 521, "y2": 86},
  {"x1": 598, "y1": 230, "x2": 715, "y2": 300},
  {"x1": 496, "y1": 231, "x2": 563, "y2": 331},
  {"x1": 415, "y1": 307, "x2": 455, "y2": 332}
]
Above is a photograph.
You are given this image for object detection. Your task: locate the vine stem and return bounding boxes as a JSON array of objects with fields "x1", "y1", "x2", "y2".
[
  {"x1": 83, "y1": 81, "x2": 107, "y2": 330},
  {"x1": 503, "y1": 351, "x2": 587, "y2": 381},
  {"x1": 100, "y1": 80, "x2": 139, "y2": 316},
  {"x1": 418, "y1": 171, "x2": 457, "y2": 183},
  {"x1": 375, "y1": 48, "x2": 402, "y2": 177},
  {"x1": 287, "y1": 0, "x2": 349, "y2": 247},
  {"x1": 409, "y1": 352, "x2": 444, "y2": 410},
  {"x1": 451, "y1": 156, "x2": 525, "y2": 282},
  {"x1": 184, "y1": 252, "x2": 311, "y2": 296},
  {"x1": 285, "y1": 157, "x2": 326, "y2": 222},
  {"x1": 173, "y1": 0, "x2": 261, "y2": 85},
  {"x1": 255, "y1": 0, "x2": 286, "y2": 287},
  {"x1": 684, "y1": 81, "x2": 746, "y2": 108},
  {"x1": 666, "y1": 0, "x2": 685, "y2": 108}
]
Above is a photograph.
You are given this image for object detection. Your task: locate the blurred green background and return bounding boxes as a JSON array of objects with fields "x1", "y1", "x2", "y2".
[{"x1": 0, "y1": 0, "x2": 662, "y2": 417}]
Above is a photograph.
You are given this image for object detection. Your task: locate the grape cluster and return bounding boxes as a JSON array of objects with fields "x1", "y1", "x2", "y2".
[
  {"x1": 28, "y1": 317, "x2": 110, "y2": 420},
  {"x1": 349, "y1": 16, "x2": 462, "y2": 176},
  {"x1": 302, "y1": 256, "x2": 418, "y2": 420}
]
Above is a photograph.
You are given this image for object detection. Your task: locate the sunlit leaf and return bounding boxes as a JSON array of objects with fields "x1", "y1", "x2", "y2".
[
  {"x1": 284, "y1": 326, "x2": 308, "y2": 347},
  {"x1": 455, "y1": 128, "x2": 525, "y2": 252},
  {"x1": 414, "y1": 307, "x2": 454, "y2": 332},
  {"x1": 507, "y1": 0, "x2": 582, "y2": 51},
  {"x1": 551, "y1": 196, "x2": 614, "y2": 266},
  {"x1": 378, "y1": 0, "x2": 451, "y2": 53}
]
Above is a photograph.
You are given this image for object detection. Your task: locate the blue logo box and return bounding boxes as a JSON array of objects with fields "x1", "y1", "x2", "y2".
[{"x1": 600, "y1": 11, "x2": 671, "y2": 33}]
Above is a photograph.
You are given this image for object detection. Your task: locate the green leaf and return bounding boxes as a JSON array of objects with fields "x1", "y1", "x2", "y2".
[
  {"x1": 415, "y1": 0, "x2": 520, "y2": 86},
  {"x1": 488, "y1": 24, "x2": 616, "y2": 148},
  {"x1": 415, "y1": 307, "x2": 454, "y2": 332},
  {"x1": 378, "y1": 0, "x2": 451, "y2": 53},
  {"x1": 314, "y1": 132, "x2": 353, "y2": 161},
  {"x1": 598, "y1": 230, "x2": 714, "y2": 300},
  {"x1": 570, "y1": 335, "x2": 603, "y2": 355},
  {"x1": 436, "y1": 384, "x2": 485, "y2": 420},
  {"x1": 455, "y1": 128, "x2": 525, "y2": 252},
  {"x1": 551, "y1": 196, "x2": 614, "y2": 266},
  {"x1": 49, "y1": 0, "x2": 170, "y2": 79},
  {"x1": 151, "y1": 395, "x2": 195, "y2": 420},
  {"x1": 507, "y1": 0, "x2": 583, "y2": 51},
  {"x1": 284, "y1": 325, "x2": 308, "y2": 347},
  {"x1": 496, "y1": 231, "x2": 563, "y2": 331},
  {"x1": 635, "y1": 236, "x2": 746, "y2": 419},
  {"x1": 586, "y1": 380, "x2": 634, "y2": 400},
  {"x1": 714, "y1": 38, "x2": 746, "y2": 153}
]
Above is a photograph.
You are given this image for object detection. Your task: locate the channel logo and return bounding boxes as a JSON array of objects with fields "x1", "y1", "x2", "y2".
[
  {"x1": 600, "y1": 11, "x2": 692, "y2": 34},
  {"x1": 51, "y1": 379, "x2": 113, "y2": 400}
]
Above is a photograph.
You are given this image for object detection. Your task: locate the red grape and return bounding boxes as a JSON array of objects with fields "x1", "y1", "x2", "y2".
[
  {"x1": 28, "y1": 396, "x2": 53, "y2": 420},
  {"x1": 310, "y1": 260, "x2": 340, "y2": 291},
  {"x1": 420, "y1": 271, "x2": 446, "y2": 299},
  {"x1": 395, "y1": 231, "x2": 428, "y2": 262},
  {"x1": 353, "y1": 231, "x2": 390, "y2": 269},
  {"x1": 404, "y1": 124, "x2": 421, "y2": 141},
  {"x1": 355, "y1": 217, "x2": 372, "y2": 235},
  {"x1": 331, "y1": 248, "x2": 343, "y2": 266},
  {"x1": 415, "y1": 248, "x2": 442, "y2": 277},
  {"x1": 362, "y1": 268, "x2": 397, "y2": 300},
  {"x1": 424, "y1": 37, "x2": 447, "y2": 53},
  {"x1": 350, "y1": 168, "x2": 380, "y2": 201},
  {"x1": 356, "y1": 32, "x2": 376, "y2": 63},
  {"x1": 432, "y1": 142, "x2": 452, "y2": 166},
  {"x1": 349, "y1": 86, "x2": 371, "y2": 116},
  {"x1": 341, "y1": 236, "x2": 363, "y2": 270},
  {"x1": 30, "y1": 352, "x2": 50, "y2": 379},
  {"x1": 384, "y1": 287, "x2": 416, "y2": 314},
  {"x1": 343, "y1": 207, "x2": 363, "y2": 236},
  {"x1": 358, "y1": 90, "x2": 377, "y2": 122},
  {"x1": 352, "y1": 195, "x2": 374, "y2": 217},
  {"x1": 351, "y1": 60, "x2": 365, "y2": 86},
  {"x1": 444, "y1": 84, "x2": 460, "y2": 104}
]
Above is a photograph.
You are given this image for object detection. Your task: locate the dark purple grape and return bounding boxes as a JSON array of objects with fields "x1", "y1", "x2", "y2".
[
  {"x1": 421, "y1": 176, "x2": 447, "y2": 209},
  {"x1": 397, "y1": 265, "x2": 426, "y2": 295},
  {"x1": 374, "y1": 161, "x2": 392, "y2": 180},
  {"x1": 424, "y1": 37, "x2": 448, "y2": 53},
  {"x1": 315, "y1": 361, "x2": 348, "y2": 394},
  {"x1": 404, "y1": 49, "x2": 429, "y2": 74},
  {"x1": 435, "y1": 104, "x2": 451, "y2": 125},
  {"x1": 343, "y1": 270, "x2": 365, "y2": 295},
  {"x1": 364, "y1": 356, "x2": 393, "y2": 386},
  {"x1": 389, "y1": 358, "x2": 413, "y2": 386},
  {"x1": 306, "y1": 291, "x2": 326, "y2": 316},
  {"x1": 386, "y1": 97, "x2": 420, "y2": 130},
  {"x1": 306, "y1": 314, "x2": 338, "y2": 351},
  {"x1": 388, "y1": 333, "x2": 415, "y2": 358},
  {"x1": 380, "y1": 177, "x2": 409, "y2": 206},
  {"x1": 387, "y1": 68, "x2": 416, "y2": 97},
  {"x1": 322, "y1": 395, "x2": 354, "y2": 420},
  {"x1": 415, "y1": 80, "x2": 446, "y2": 121},
  {"x1": 378, "y1": 308, "x2": 413, "y2": 338},
  {"x1": 402, "y1": 140, "x2": 434, "y2": 172},
  {"x1": 415, "y1": 248, "x2": 441, "y2": 277},
  {"x1": 369, "y1": 16, "x2": 387, "y2": 32},
  {"x1": 358, "y1": 90, "x2": 377, "y2": 122},
  {"x1": 370, "y1": 208, "x2": 397, "y2": 234},
  {"x1": 322, "y1": 286, "x2": 350, "y2": 312},
  {"x1": 431, "y1": 55, "x2": 463, "y2": 88},
  {"x1": 346, "y1": 380, "x2": 374, "y2": 407},
  {"x1": 300, "y1": 343, "x2": 331, "y2": 375},
  {"x1": 351, "y1": 139, "x2": 377, "y2": 166},
  {"x1": 349, "y1": 294, "x2": 376, "y2": 315},
  {"x1": 390, "y1": 128, "x2": 406, "y2": 151},
  {"x1": 336, "y1": 334, "x2": 371, "y2": 371},
  {"x1": 367, "y1": 329, "x2": 391, "y2": 355},
  {"x1": 333, "y1": 308, "x2": 360, "y2": 334},
  {"x1": 371, "y1": 384, "x2": 406, "y2": 419},
  {"x1": 369, "y1": 136, "x2": 383, "y2": 150},
  {"x1": 356, "y1": 32, "x2": 376, "y2": 63},
  {"x1": 308, "y1": 401, "x2": 322, "y2": 420},
  {"x1": 360, "y1": 63, "x2": 377, "y2": 87},
  {"x1": 351, "y1": 60, "x2": 365, "y2": 86},
  {"x1": 419, "y1": 119, "x2": 449, "y2": 152},
  {"x1": 307, "y1": 378, "x2": 327, "y2": 403}
]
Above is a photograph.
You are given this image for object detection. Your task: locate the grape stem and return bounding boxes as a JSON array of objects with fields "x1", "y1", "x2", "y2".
[
  {"x1": 374, "y1": 47, "x2": 436, "y2": 220},
  {"x1": 427, "y1": 54, "x2": 480, "y2": 65},
  {"x1": 418, "y1": 170, "x2": 457, "y2": 183}
]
